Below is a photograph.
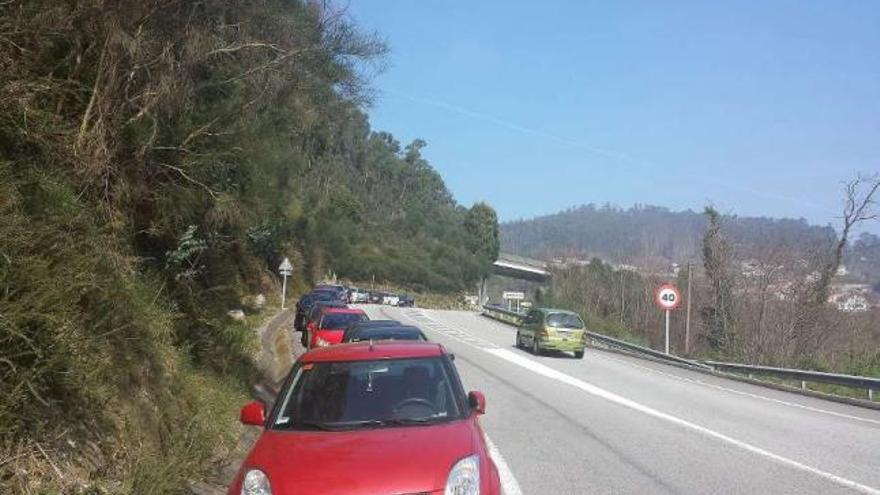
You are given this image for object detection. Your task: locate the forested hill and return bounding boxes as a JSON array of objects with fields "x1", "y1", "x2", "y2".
[
  {"x1": 501, "y1": 204, "x2": 839, "y2": 269},
  {"x1": 0, "y1": 1, "x2": 497, "y2": 491}
]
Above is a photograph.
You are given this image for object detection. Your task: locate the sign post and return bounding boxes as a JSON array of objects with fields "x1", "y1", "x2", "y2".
[
  {"x1": 278, "y1": 257, "x2": 293, "y2": 310},
  {"x1": 654, "y1": 283, "x2": 682, "y2": 354}
]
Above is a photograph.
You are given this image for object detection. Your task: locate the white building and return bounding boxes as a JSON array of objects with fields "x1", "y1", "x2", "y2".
[{"x1": 835, "y1": 294, "x2": 869, "y2": 312}]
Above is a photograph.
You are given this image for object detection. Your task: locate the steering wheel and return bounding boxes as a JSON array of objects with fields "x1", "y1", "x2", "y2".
[{"x1": 391, "y1": 397, "x2": 435, "y2": 414}]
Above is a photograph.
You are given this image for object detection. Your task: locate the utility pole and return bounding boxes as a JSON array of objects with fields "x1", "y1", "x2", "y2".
[{"x1": 685, "y1": 262, "x2": 692, "y2": 354}]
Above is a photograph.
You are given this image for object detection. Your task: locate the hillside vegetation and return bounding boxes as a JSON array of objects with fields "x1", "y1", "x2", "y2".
[
  {"x1": 0, "y1": 1, "x2": 496, "y2": 492},
  {"x1": 538, "y1": 203, "x2": 880, "y2": 380},
  {"x1": 502, "y1": 204, "x2": 840, "y2": 271}
]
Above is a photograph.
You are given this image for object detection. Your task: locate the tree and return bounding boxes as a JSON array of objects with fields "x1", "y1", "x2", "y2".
[
  {"x1": 811, "y1": 174, "x2": 880, "y2": 306},
  {"x1": 701, "y1": 206, "x2": 736, "y2": 351},
  {"x1": 465, "y1": 202, "x2": 500, "y2": 264}
]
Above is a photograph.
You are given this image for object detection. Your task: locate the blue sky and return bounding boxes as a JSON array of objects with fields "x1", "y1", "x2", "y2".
[{"x1": 348, "y1": 1, "x2": 880, "y2": 229}]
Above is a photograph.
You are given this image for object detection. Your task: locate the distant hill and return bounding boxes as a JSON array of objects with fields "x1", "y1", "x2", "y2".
[{"x1": 500, "y1": 204, "x2": 840, "y2": 270}]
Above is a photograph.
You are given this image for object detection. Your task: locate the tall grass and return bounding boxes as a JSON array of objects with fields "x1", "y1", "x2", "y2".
[{"x1": 0, "y1": 165, "x2": 257, "y2": 493}]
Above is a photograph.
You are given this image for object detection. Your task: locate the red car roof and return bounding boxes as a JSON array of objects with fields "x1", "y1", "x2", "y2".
[{"x1": 302, "y1": 341, "x2": 446, "y2": 362}]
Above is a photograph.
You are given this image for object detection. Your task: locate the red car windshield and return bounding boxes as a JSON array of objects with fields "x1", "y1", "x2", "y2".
[
  {"x1": 320, "y1": 313, "x2": 367, "y2": 329},
  {"x1": 271, "y1": 357, "x2": 467, "y2": 430}
]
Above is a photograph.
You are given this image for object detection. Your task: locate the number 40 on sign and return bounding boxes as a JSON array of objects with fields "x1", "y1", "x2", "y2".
[
  {"x1": 655, "y1": 283, "x2": 682, "y2": 355},
  {"x1": 655, "y1": 283, "x2": 682, "y2": 311}
]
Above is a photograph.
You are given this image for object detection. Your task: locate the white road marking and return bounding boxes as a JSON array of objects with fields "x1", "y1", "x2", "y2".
[
  {"x1": 395, "y1": 307, "x2": 880, "y2": 493},
  {"x1": 592, "y1": 352, "x2": 880, "y2": 426},
  {"x1": 486, "y1": 347, "x2": 880, "y2": 495},
  {"x1": 392, "y1": 309, "x2": 524, "y2": 494},
  {"x1": 397, "y1": 309, "x2": 500, "y2": 350},
  {"x1": 437, "y1": 308, "x2": 880, "y2": 426},
  {"x1": 485, "y1": 434, "x2": 524, "y2": 495}
]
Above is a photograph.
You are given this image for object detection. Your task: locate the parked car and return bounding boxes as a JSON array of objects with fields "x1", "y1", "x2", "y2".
[
  {"x1": 343, "y1": 325, "x2": 427, "y2": 343},
  {"x1": 228, "y1": 341, "x2": 501, "y2": 495},
  {"x1": 302, "y1": 301, "x2": 348, "y2": 346},
  {"x1": 516, "y1": 307, "x2": 587, "y2": 358},
  {"x1": 367, "y1": 291, "x2": 386, "y2": 304},
  {"x1": 397, "y1": 294, "x2": 415, "y2": 307},
  {"x1": 347, "y1": 287, "x2": 369, "y2": 304},
  {"x1": 314, "y1": 284, "x2": 347, "y2": 302},
  {"x1": 382, "y1": 293, "x2": 400, "y2": 306},
  {"x1": 342, "y1": 319, "x2": 402, "y2": 340},
  {"x1": 307, "y1": 307, "x2": 368, "y2": 349},
  {"x1": 294, "y1": 290, "x2": 339, "y2": 332}
]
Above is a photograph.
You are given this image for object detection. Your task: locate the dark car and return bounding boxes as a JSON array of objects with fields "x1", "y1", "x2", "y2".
[
  {"x1": 343, "y1": 325, "x2": 427, "y2": 343},
  {"x1": 314, "y1": 284, "x2": 347, "y2": 302},
  {"x1": 368, "y1": 291, "x2": 386, "y2": 304},
  {"x1": 341, "y1": 320, "x2": 403, "y2": 342},
  {"x1": 398, "y1": 294, "x2": 415, "y2": 307},
  {"x1": 295, "y1": 290, "x2": 339, "y2": 332}
]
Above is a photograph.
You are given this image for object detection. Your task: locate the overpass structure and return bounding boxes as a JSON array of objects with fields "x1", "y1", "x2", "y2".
[{"x1": 492, "y1": 252, "x2": 550, "y2": 282}]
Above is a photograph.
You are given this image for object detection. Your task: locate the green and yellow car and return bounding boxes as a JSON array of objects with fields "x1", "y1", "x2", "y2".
[{"x1": 516, "y1": 307, "x2": 587, "y2": 358}]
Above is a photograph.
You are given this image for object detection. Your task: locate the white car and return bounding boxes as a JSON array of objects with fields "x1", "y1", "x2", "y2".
[
  {"x1": 382, "y1": 294, "x2": 400, "y2": 306},
  {"x1": 348, "y1": 288, "x2": 369, "y2": 303}
]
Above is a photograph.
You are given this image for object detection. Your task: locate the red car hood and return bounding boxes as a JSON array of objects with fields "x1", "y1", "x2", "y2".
[{"x1": 242, "y1": 420, "x2": 478, "y2": 494}]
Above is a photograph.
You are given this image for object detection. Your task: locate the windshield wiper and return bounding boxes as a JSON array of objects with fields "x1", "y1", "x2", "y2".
[
  {"x1": 303, "y1": 419, "x2": 389, "y2": 430},
  {"x1": 382, "y1": 417, "x2": 448, "y2": 426},
  {"x1": 295, "y1": 417, "x2": 447, "y2": 431}
]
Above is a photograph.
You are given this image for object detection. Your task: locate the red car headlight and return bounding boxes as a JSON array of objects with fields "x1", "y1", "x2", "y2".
[
  {"x1": 242, "y1": 469, "x2": 272, "y2": 495},
  {"x1": 445, "y1": 454, "x2": 480, "y2": 495}
]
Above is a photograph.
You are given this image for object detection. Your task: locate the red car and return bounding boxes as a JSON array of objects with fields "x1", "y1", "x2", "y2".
[
  {"x1": 229, "y1": 341, "x2": 501, "y2": 495},
  {"x1": 306, "y1": 307, "x2": 367, "y2": 349}
]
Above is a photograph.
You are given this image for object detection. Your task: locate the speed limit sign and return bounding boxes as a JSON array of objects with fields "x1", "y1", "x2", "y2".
[
  {"x1": 655, "y1": 283, "x2": 682, "y2": 311},
  {"x1": 655, "y1": 283, "x2": 681, "y2": 355}
]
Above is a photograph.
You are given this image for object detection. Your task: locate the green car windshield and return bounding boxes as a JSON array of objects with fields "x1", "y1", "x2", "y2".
[{"x1": 545, "y1": 313, "x2": 584, "y2": 329}]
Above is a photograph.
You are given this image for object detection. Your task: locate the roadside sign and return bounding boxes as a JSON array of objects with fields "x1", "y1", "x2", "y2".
[
  {"x1": 278, "y1": 258, "x2": 293, "y2": 276},
  {"x1": 655, "y1": 283, "x2": 681, "y2": 311},
  {"x1": 655, "y1": 283, "x2": 682, "y2": 355},
  {"x1": 502, "y1": 291, "x2": 525, "y2": 313},
  {"x1": 279, "y1": 257, "x2": 293, "y2": 309}
]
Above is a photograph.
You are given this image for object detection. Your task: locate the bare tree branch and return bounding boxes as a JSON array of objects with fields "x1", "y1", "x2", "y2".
[
  {"x1": 156, "y1": 162, "x2": 217, "y2": 199},
  {"x1": 207, "y1": 42, "x2": 283, "y2": 56}
]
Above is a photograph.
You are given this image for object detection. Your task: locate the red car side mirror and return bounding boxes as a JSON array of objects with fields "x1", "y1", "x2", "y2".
[
  {"x1": 240, "y1": 401, "x2": 266, "y2": 426},
  {"x1": 468, "y1": 391, "x2": 486, "y2": 415}
]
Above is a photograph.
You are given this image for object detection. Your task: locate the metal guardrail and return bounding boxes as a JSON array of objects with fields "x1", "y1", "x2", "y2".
[
  {"x1": 482, "y1": 304, "x2": 524, "y2": 325},
  {"x1": 585, "y1": 330, "x2": 712, "y2": 369},
  {"x1": 705, "y1": 361, "x2": 879, "y2": 400},
  {"x1": 482, "y1": 305, "x2": 878, "y2": 402}
]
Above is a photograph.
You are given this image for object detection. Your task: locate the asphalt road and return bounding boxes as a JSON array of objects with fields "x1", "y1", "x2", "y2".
[{"x1": 360, "y1": 305, "x2": 880, "y2": 495}]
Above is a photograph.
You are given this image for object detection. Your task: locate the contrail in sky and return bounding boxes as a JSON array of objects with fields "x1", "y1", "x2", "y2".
[
  {"x1": 386, "y1": 90, "x2": 832, "y2": 213},
  {"x1": 388, "y1": 90, "x2": 641, "y2": 164}
]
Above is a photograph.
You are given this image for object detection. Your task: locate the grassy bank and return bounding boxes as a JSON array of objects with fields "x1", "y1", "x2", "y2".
[{"x1": 0, "y1": 167, "x2": 276, "y2": 492}]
